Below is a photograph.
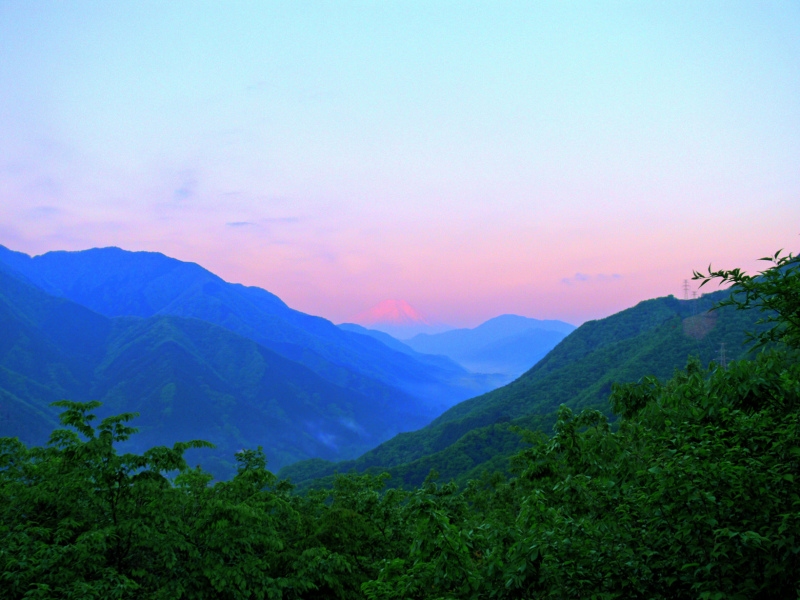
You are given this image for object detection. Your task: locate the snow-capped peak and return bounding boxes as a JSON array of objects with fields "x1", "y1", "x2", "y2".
[{"x1": 346, "y1": 300, "x2": 448, "y2": 339}]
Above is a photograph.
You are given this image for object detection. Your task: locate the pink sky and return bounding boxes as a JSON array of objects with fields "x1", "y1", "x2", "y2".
[{"x1": 1, "y1": 2, "x2": 798, "y2": 327}]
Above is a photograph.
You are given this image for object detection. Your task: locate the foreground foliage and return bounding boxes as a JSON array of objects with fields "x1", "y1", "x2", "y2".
[
  {"x1": 694, "y1": 249, "x2": 799, "y2": 350},
  {"x1": 2, "y1": 250, "x2": 799, "y2": 598}
]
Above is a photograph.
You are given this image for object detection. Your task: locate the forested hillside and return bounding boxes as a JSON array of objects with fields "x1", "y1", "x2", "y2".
[
  {"x1": 0, "y1": 267, "x2": 437, "y2": 477},
  {"x1": 1, "y1": 250, "x2": 798, "y2": 599},
  {"x1": 281, "y1": 287, "x2": 766, "y2": 487}
]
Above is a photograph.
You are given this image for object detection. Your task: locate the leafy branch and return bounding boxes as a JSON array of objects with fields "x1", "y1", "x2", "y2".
[{"x1": 693, "y1": 249, "x2": 800, "y2": 350}]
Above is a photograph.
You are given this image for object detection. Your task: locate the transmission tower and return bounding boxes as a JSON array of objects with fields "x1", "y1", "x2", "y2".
[
  {"x1": 718, "y1": 342, "x2": 728, "y2": 370},
  {"x1": 682, "y1": 279, "x2": 690, "y2": 300}
]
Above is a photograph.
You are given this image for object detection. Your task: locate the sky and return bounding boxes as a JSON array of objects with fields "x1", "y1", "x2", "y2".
[{"x1": 1, "y1": 1, "x2": 799, "y2": 328}]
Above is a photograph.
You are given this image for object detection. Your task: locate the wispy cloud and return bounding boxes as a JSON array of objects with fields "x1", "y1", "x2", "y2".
[
  {"x1": 27, "y1": 205, "x2": 62, "y2": 217},
  {"x1": 31, "y1": 176, "x2": 63, "y2": 198},
  {"x1": 304, "y1": 421, "x2": 339, "y2": 450},
  {"x1": 173, "y1": 170, "x2": 197, "y2": 202},
  {"x1": 562, "y1": 273, "x2": 622, "y2": 285},
  {"x1": 225, "y1": 216, "x2": 303, "y2": 230},
  {"x1": 315, "y1": 432, "x2": 338, "y2": 449},
  {"x1": 263, "y1": 216, "x2": 302, "y2": 224},
  {"x1": 245, "y1": 80, "x2": 268, "y2": 93}
]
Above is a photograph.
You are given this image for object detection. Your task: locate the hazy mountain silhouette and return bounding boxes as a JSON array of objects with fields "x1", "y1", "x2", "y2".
[
  {"x1": 402, "y1": 314, "x2": 576, "y2": 381},
  {"x1": 337, "y1": 322, "x2": 511, "y2": 393}
]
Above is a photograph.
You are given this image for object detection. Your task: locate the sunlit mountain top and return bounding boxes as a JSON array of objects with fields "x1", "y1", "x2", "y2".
[{"x1": 347, "y1": 299, "x2": 450, "y2": 339}]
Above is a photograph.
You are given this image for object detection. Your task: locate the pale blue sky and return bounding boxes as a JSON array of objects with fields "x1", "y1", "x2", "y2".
[{"x1": 2, "y1": 1, "x2": 799, "y2": 325}]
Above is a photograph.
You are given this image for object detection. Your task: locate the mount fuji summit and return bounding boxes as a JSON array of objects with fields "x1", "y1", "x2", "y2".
[{"x1": 346, "y1": 300, "x2": 450, "y2": 339}]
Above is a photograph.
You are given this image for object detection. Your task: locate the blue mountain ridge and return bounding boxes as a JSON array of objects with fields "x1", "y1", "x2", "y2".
[
  {"x1": 0, "y1": 245, "x2": 501, "y2": 413},
  {"x1": 0, "y1": 264, "x2": 444, "y2": 478}
]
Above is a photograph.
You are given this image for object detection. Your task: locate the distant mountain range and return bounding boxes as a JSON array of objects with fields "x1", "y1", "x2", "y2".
[
  {"x1": 0, "y1": 246, "x2": 503, "y2": 409},
  {"x1": 340, "y1": 314, "x2": 575, "y2": 385},
  {"x1": 0, "y1": 245, "x2": 505, "y2": 477},
  {"x1": 404, "y1": 315, "x2": 575, "y2": 381},
  {"x1": 346, "y1": 299, "x2": 450, "y2": 339},
  {"x1": 0, "y1": 265, "x2": 430, "y2": 478}
]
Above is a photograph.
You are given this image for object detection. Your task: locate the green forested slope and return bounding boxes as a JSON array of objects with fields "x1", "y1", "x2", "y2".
[{"x1": 281, "y1": 290, "x2": 766, "y2": 487}]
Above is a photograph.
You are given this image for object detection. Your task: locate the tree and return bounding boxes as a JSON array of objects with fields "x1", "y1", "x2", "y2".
[
  {"x1": 694, "y1": 249, "x2": 799, "y2": 350},
  {"x1": 1, "y1": 402, "x2": 407, "y2": 599},
  {"x1": 0, "y1": 401, "x2": 214, "y2": 598}
]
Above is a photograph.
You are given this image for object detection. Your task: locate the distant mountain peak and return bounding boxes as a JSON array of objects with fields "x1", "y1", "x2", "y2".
[
  {"x1": 354, "y1": 299, "x2": 430, "y2": 326},
  {"x1": 348, "y1": 300, "x2": 448, "y2": 339}
]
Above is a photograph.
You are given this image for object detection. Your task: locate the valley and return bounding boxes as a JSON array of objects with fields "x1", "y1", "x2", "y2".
[{"x1": 2, "y1": 248, "x2": 797, "y2": 599}]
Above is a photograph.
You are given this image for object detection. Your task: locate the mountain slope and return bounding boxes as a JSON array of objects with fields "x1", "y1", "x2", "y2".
[
  {"x1": 0, "y1": 246, "x2": 497, "y2": 412},
  {"x1": 0, "y1": 268, "x2": 436, "y2": 478},
  {"x1": 280, "y1": 291, "x2": 765, "y2": 487}
]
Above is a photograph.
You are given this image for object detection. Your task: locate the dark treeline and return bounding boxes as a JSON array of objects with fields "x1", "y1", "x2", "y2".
[{"x1": 1, "y1": 251, "x2": 799, "y2": 599}]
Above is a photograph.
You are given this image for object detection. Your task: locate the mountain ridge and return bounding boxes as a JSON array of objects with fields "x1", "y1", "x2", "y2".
[
  {"x1": 280, "y1": 290, "x2": 765, "y2": 487},
  {"x1": 0, "y1": 245, "x2": 497, "y2": 414},
  {"x1": 0, "y1": 266, "x2": 439, "y2": 477},
  {"x1": 401, "y1": 314, "x2": 576, "y2": 381}
]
